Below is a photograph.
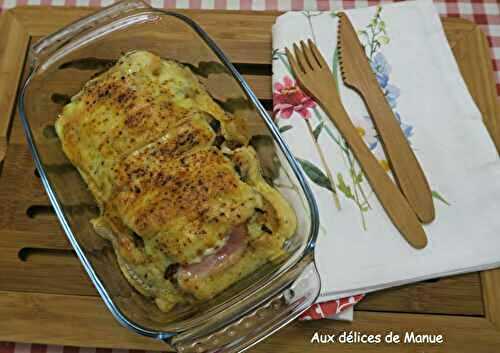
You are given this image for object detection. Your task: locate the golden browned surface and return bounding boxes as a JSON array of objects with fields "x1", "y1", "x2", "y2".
[
  {"x1": 112, "y1": 147, "x2": 261, "y2": 261},
  {"x1": 55, "y1": 50, "x2": 296, "y2": 312},
  {"x1": 55, "y1": 50, "x2": 248, "y2": 205}
]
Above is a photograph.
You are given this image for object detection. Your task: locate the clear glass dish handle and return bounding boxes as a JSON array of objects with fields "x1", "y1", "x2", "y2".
[
  {"x1": 170, "y1": 262, "x2": 320, "y2": 353},
  {"x1": 29, "y1": 0, "x2": 150, "y2": 68}
]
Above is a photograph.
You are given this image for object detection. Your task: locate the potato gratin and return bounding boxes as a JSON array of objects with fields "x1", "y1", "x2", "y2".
[{"x1": 55, "y1": 50, "x2": 297, "y2": 312}]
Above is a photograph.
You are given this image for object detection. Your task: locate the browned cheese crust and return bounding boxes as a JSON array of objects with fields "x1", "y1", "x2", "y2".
[{"x1": 56, "y1": 50, "x2": 296, "y2": 312}]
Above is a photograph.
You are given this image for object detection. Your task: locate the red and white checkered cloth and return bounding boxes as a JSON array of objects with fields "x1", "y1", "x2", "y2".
[
  {"x1": 0, "y1": 343, "x2": 158, "y2": 353},
  {"x1": 0, "y1": 0, "x2": 498, "y2": 351},
  {"x1": 0, "y1": 0, "x2": 498, "y2": 93}
]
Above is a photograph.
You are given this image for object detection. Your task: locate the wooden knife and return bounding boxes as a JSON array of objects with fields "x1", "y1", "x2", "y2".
[{"x1": 338, "y1": 13, "x2": 435, "y2": 224}]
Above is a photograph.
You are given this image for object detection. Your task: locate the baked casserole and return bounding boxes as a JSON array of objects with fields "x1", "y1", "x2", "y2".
[{"x1": 55, "y1": 50, "x2": 297, "y2": 312}]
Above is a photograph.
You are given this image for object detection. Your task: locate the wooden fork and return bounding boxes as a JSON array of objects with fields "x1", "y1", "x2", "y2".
[{"x1": 286, "y1": 40, "x2": 427, "y2": 249}]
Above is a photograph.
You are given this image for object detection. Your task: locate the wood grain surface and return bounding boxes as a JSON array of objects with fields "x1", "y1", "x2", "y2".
[
  {"x1": 0, "y1": 6, "x2": 499, "y2": 352},
  {"x1": 0, "y1": 11, "x2": 30, "y2": 164}
]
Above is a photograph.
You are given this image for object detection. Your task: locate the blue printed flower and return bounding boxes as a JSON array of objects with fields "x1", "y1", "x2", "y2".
[
  {"x1": 394, "y1": 112, "x2": 413, "y2": 140},
  {"x1": 371, "y1": 52, "x2": 391, "y2": 88},
  {"x1": 401, "y1": 123, "x2": 413, "y2": 139},
  {"x1": 360, "y1": 15, "x2": 415, "y2": 171},
  {"x1": 376, "y1": 72, "x2": 389, "y2": 88},
  {"x1": 384, "y1": 83, "x2": 400, "y2": 108}
]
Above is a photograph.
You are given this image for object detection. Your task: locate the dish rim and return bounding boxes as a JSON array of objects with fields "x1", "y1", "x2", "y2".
[{"x1": 17, "y1": 4, "x2": 320, "y2": 340}]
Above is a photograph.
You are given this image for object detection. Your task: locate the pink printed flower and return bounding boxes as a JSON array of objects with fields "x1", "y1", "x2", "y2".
[{"x1": 273, "y1": 75, "x2": 316, "y2": 119}]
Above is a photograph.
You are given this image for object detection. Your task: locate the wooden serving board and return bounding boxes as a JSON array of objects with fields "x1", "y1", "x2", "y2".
[{"x1": 0, "y1": 6, "x2": 500, "y2": 352}]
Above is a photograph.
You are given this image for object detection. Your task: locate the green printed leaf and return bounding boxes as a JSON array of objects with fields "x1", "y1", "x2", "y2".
[
  {"x1": 337, "y1": 173, "x2": 354, "y2": 199},
  {"x1": 277, "y1": 53, "x2": 293, "y2": 76},
  {"x1": 349, "y1": 168, "x2": 364, "y2": 184},
  {"x1": 378, "y1": 35, "x2": 390, "y2": 45},
  {"x1": 432, "y1": 191, "x2": 451, "y2": 206},
  {"x1": 355, "y1": 171, "x2": 364, "y2": 184},
  {"x1": 279, "y1": 125, "x2": 293, "y2": 133},
  {"x1": 272, "y1": 48, "x2": 279, "y2": 60},
  {"x1": 297, "y1": 158, "x2": 333, "y2": 192},
  {"x1": 312, "y1": 122, "x2": 324, "y2": 141}
]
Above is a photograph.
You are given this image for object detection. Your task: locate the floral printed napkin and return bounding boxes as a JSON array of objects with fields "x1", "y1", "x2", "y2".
[{"x1": 272, "y1": 0, "x2": 500, "y2": 313}]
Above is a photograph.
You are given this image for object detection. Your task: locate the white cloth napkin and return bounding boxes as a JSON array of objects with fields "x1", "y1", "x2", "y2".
[{"x1": 272, "y1": 0, "x2": 500, "y2": 303}]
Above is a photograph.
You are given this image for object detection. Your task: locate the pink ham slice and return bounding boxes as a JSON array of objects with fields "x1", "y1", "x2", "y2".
[{"x1": 177, "y1": 224, "x2": 248, "y2": 280}]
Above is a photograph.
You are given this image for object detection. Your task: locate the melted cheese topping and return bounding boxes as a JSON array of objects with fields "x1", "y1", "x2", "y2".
[
  {"x1": 56, "y1": 50, "x2": 296, "y2": 313},
  {"x1": 112, "y1": 146, "x2": 262, "y2": 264},
  {"x1": 56, "y1": 50, "x2": 248, "y2": 205}
]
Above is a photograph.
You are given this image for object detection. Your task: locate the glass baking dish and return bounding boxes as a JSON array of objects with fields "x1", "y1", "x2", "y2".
[{"x1": 18, "y1": 1, "x2": 320, "y2": 351}]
